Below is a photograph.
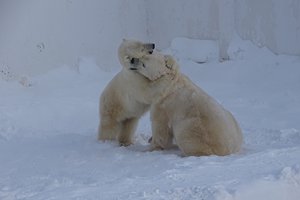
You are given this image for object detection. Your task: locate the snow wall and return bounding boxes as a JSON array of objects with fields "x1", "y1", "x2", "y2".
[
  {"x1": 0, "y1": 0, "x2": 299, "y2": 77},
  {"x1": 0, "y1": 0, "x2": 148, "y2": 77},
  {"x1": 146, "y1": 0, "x2": 300, "y2": 56}
]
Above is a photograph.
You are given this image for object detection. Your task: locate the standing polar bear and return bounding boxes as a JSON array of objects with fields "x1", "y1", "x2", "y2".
[
  {"x1": 98, "y1": 39, "x2": 155, "y2": 146},
  {"x1": 130, "y1": 52, "x2": 243, "y2": 156}
]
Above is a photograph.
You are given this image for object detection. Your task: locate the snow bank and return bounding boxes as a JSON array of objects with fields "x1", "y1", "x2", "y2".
[
  {"x1": 0, "y1": 58, "x2": 106, "y2": 140},
  {"x1": 232, "y1": 166, "x2": 300, "y2": 200},
  {"x1": 1, "y1": 36, "x2": 300, "y2": 199}
]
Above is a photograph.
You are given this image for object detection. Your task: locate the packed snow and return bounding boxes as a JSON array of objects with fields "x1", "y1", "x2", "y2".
[{"x1": 0, "y1": 37, "x2": 300, "y2": 200}]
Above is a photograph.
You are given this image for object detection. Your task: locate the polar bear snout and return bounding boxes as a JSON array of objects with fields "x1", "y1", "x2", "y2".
[
  {"x1": 129, "y1": 58, "x2": 146, "y2": 71},
  {"x1": 129, "y1": 58, "x2": 139, "y2": 71},
  {"x1": 144, "y1": 43, "x2": 155, "y2": 54}
]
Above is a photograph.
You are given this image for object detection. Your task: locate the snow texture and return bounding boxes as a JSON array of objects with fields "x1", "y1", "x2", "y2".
[{"x1": 0, "y1": 37, "x2": 300, "y2": 199}]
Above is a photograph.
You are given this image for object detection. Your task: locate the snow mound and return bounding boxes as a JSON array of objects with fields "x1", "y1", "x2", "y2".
[{"x1": 233, "y1": 166, "x2": 300, "y2": 200}]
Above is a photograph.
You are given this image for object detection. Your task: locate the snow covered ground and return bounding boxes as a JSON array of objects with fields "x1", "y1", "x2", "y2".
[{"x1": 0, "y1": 37, "x2": 300, "y2": 200}]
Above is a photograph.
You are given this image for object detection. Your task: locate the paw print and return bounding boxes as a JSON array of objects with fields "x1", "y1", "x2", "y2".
[
  {"x1": 0, "y1": 64, "x2": 14, "y2": 81},
  {"x1": 36, "y1": 42, "x2": 45, "y2": 52}
]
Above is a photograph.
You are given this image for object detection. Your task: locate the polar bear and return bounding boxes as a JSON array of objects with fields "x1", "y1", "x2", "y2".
[
  {"x1": 98, "y1": 39, "x2": 155, "y2": 146},
  {"x1": 130, "y1": 52, "x2": 243, "y2": 156}
]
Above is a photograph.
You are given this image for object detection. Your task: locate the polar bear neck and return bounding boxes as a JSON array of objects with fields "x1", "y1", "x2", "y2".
[{"x1": 149, "y1": 69, "x2": 183, "y2": 104}]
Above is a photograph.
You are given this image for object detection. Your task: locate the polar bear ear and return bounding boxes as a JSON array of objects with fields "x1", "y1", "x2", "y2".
[{"x1": 164, "y1": 55, "x2": 175, "y2": 69}]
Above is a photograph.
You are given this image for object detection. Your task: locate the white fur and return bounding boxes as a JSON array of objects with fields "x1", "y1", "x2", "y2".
[
  {"x1": 134, "y1": 53, "x2": 243, "y2": 156},
  {"x1": 98, "y1": 39, "x2": 154, "y2": 146}
]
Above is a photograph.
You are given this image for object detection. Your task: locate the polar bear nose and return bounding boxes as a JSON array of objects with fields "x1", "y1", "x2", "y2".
[
  {"x1": 145, "y1": 43, "x2": 155, "y2": 49},
  {"x1": 150, "y1": 43, "x2": 155, "y2": 49},
  {"x1": 145, "y1": 43, "x2": 155, "y2": 54}
]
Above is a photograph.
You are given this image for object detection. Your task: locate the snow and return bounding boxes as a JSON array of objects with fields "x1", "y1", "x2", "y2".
[
  {"x1": 1, "y1": 37, "x2": 300, "y2": 200},
  {"x1": 1, "y1": 1, "x2": 299, "y2": 79},
  {"x1": 0, "y1": 0, "x2": 148, "y2": 77}
]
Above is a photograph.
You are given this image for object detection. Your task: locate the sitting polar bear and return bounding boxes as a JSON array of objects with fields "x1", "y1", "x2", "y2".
[
  {"x1": 130, "y1": 52, "x2": 243, "y2": 156},
  {"x1": 98, "y1": 39, "x2": 155, "y2": 146}
]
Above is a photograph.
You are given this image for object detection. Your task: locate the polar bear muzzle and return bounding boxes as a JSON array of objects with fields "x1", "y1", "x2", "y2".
[
  {"x1": 129, "y1": 57, "x2": 145, "y2": 71},
  {"x1": 144, "y1": 43, "x2": 155, "y2": 54}
]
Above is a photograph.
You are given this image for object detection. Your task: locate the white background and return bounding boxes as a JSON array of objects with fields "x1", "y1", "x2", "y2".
[{"x1": 0, "y1": 0, "x2": 299, "y2": 76}]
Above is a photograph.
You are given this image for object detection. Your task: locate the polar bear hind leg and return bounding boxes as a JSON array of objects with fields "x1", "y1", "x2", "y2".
[
  {"x1": 150, "y1": 106, "x2": 173, "y2": 150},
  {"x1": 173, "y1": 118, "x2": 215, "y2": 156}
]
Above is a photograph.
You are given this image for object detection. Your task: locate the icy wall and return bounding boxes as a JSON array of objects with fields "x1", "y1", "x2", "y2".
[
  {"x1": 145, "y1": 0, "x2": 235, "y2": 60},
  {"x1": 0, "y1": 0, "x2": 299, "y2": 77},
  {"x1": 0, "y1": 0, "x2": 148, "y2": 77},
  {"x1": 235, "y1": 0, "x2": 300, "y2": 56},
  {"x1": 146, "y1": 0, "x2": 300, "y2": 56}
]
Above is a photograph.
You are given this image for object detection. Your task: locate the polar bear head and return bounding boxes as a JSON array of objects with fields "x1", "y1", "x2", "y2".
[
  {"x1": 118, "y1": 39, "x2": 155, "y2": 70},
  {"x1": 129, "y1": 52, "x2": 179, "y2": 81}
]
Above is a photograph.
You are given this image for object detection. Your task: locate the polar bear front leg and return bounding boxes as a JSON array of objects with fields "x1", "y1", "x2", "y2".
[
  {"x1": 118, "y1": 118, "x2": 139, "y2": 146},
  {"x1": 150, "y1": 106, "x2": 173, "y2": 151},
  {"x1": 98, "y1": 117, "x2": 121, "y2": 141}
]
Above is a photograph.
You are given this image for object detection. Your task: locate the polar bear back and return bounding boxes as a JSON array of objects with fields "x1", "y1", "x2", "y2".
[{"x1": 158, "y1": 74, "x2": 243, "y2": 155}]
